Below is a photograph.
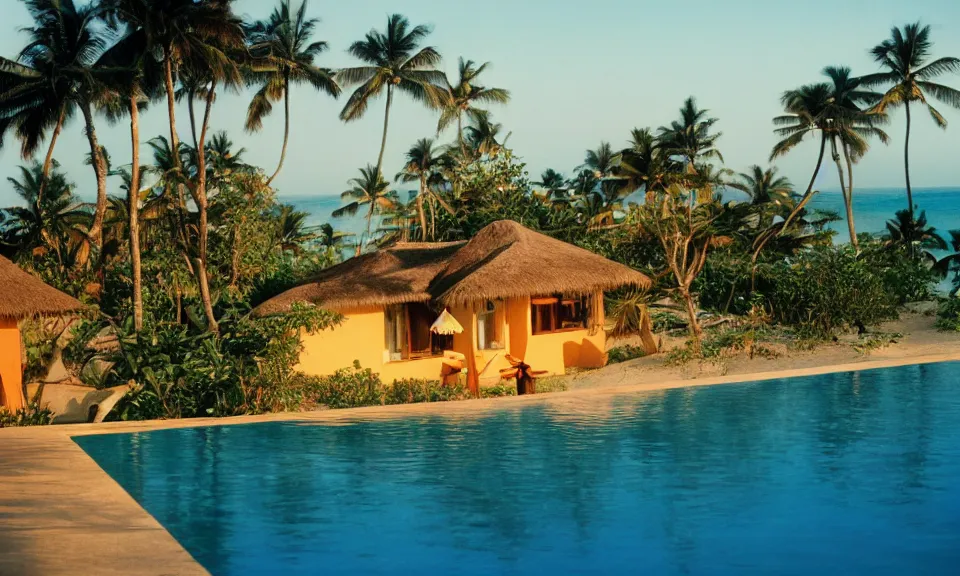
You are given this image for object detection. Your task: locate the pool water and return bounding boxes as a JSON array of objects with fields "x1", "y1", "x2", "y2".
[{"x1": 76, "y1": 363, "x2": 960, "y2": 575}]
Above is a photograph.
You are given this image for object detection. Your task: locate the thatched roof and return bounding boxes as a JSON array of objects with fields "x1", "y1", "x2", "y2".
[
  {"x1": 253, "y1": 241, "x2": 467, "y2": 316},
  {"x1": 255, "y1": 221, "x2": 652, "y2": 317},
  {"x1": 0, "y1": 256, "x2": 84, "y2": 320},
  {"x1": 430, "y1": 220, "x2": 651, "y2": 307}
]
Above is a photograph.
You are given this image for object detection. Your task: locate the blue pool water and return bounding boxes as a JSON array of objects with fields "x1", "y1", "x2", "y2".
[{"x1": 76, "y1": 363, "x2": 960, "y2": 575}]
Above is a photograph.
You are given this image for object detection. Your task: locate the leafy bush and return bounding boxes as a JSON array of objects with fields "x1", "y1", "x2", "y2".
[
  {"x1": 480, "y1": 383, "x2": 518, "y2": 398},
  {"x1": 0, "y1": 403, "x2": 53, "y2": 428},
  {"x1": 311, "y1": 363, "x2": 471, "y2": 409},
  {"x1": 859, "y1": 242, "x2": 938, "y2": 304},
  {"x1": 607, "y1": 345, "x2": 646, "y2": 365},
  {"x1": 937, "y1": 298, "x2": 960, "y2": 331},
  {"x1": 759, "y1": 246, "x2": 898, "y2": 338}
]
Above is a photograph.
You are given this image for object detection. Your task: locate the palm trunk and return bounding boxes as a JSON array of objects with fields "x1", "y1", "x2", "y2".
[
  {"x1": 374, "y1": 85, "x2": 394, "y2": 179},
  {"x1": 457, "y1": 114, "x2": 466, "y2": 157},
  {"x1": 830, "y1": 136, "x2": 857, "y2": 249},
  {"x1": 128, "y1": 94, "x2": 143, "y2": 332},
  {"x1": 841, "y1": 142, "x2": 858, "y2": 251},
  {"x1": 904, "y1": 100, "x2": 914, "y2": 219},
  {"x1": 751, "y1": 133, "x2": 828, "y2": 286},
  {"x1": 680, "y1": 287, "x2": 702, "y2": 353},
  {"x1": 417, "y1": 175, "x2": 428, "y2": 241},
  {"x1": 37, "y1": 103, "x2": 68, "y2": 208},
  {"x1": 164, "y1": 53, "x2": 189, "y2": 244},
  {"x1": 195, "y1": 80, "x2": 219, "y2": 334},
  {"x1": 267, "y1": 73, "x2": 291, "y2": 186},
  {"x1": 81, "y1": 101, "x2": 108, "y2": 250},
  {"x1": 187, "y1": 90, "x2": 199, "y2": 152},
  {"x1": 778, "y1": 133, "x2": 828, "y2": 235},
  {"x1": 358, "y1": 204, "x2": 375, "y2": 257}
]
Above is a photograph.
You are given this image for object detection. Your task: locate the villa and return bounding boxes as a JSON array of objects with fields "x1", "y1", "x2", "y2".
[
  {"x1": 255, "y1": 220, "x2": 651, "y2": 392},
  {"x1": 0, "y1": 256, "x2": 83, "y2": 410}
]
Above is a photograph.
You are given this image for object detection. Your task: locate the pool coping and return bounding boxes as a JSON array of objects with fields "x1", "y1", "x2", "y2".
[{"x1": 2, "y1": 352, "x2": 959, "y2": 575}]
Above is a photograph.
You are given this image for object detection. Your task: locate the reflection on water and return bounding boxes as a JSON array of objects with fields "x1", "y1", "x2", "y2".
[{"x1": 76, "y1": 363, "x2": 960, "y2": 575}]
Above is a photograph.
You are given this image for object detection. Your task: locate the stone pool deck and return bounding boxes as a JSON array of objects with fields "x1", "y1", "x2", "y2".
[{"x1": 1, "y1": 353, "x2": 959, "y2": 575}]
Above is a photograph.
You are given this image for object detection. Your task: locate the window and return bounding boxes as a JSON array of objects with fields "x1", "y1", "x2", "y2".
[
  {"x1": 385, "y1": 304, "x2": 452, "y2": 361},
  {"x1": 477, "y1": 300, "x2": 505, "y2": 350},
  {"x1": 531, "y1": 295, "x2": 590, "y2": 335}
]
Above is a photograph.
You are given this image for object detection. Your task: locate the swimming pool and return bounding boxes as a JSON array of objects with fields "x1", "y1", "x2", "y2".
[{"x1": 76, "y1": 363, "x2": 960, "y2": 575}]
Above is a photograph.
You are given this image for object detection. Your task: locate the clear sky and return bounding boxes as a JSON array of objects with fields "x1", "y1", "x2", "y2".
[{"x1": 1, "y1": 0, "x2": 959, "y2": 207}]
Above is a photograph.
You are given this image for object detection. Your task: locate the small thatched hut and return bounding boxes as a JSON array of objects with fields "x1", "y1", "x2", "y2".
[
  {"x1": 255, "y1": 220, "x2": 651, "y2": 392},
  {"x1": 0, "y1": 256, "x2": 83, "y2": 410}
]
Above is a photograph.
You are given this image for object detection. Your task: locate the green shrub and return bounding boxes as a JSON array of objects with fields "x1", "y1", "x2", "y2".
[
  {"x1": 859, "y1": 242, "x2": 938, "y2": 304},
  {"x1": 385, "y1": 378, "x2": 471, "y2": 405},
  {"x1": 937, "y1": 298, "x2": 960, "y2": 331},
  {"x1": 314, "y1": 363, "x2": 385, "y2": 409},
  {"x1": 535, "y1": 376, "x2": 569, "y2": 393},
  {"x1": 0, "y1": 403, "x2": 53, "y2": 428},
  {"x1": 607, "y1": 345, "x2": 646, "y2": 365},
  {"x1": 480, "y1": 382, "x2": 518, "y2": 398},
  {"x1": 759, "y1": 246, "x2": 898, "y2": 338}
]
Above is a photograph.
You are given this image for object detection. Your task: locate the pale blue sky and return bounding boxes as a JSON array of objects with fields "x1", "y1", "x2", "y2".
[{"x1": 1, "y1": 0, "x2": 959, "y2": 207}]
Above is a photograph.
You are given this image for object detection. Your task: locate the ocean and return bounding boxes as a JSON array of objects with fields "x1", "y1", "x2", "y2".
[{"x1": 283, "y1": 187, "x2": 960, "y2": 242}]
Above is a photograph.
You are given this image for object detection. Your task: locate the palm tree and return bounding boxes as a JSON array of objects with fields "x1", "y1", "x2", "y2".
[
  {"x1": 727, "y1": 165, "x2": 794, "y2": 228},
  {"x1": 535, "y1": 169, "x2": 568, "y2": 200},
  {"x1": 274, "y1": 205, "x2": 318, "y2": 254},
  {"x1": 861, "y1": 22, "x2": 960, "y2": 218},
  {"x1": 463, "y1": 110, "x2": 508, "y2": 158},
  {"x1": 3, "y1": 161, "x2": 90, "y2": 267},
  {"x1": 437, "y1": 58, "x2": 510, "y2": 154},
  {"x1": 657, "y1": 97, "x2": 724, "y2": 184},
  {"x1": 333, "y1": 165, "x2": 396, "y2": 254},
  {"x1": 338, "y1": 14, "x2": 445, "y2": 179},
  {"x1": 884, "y1": 209, "x2": 948, "y2": 259},
  {"x1": 0, "y1": 0, "x2": 109, "y2": 221},
  {"x1": 245, "y1": 0, "x2": 340, "y2": 185},
  {"x1": 822, "y1": 65, "x2": 889, "y2": 249},
  {"x1": 395, "y1": 138, "x2": 453, "y2": 240},
  {"x1": 579, "y1": 142, "x2": 616, "y2": 177},
  {"x1": 729, "y1": 165, "x2": 794, "y2": 206},
  {"x1": 615, "y1": 128, "x2": 671, "y2": 201},
  {"x1": 770, "y1": 83, "x2": 834, "y2": 232}
]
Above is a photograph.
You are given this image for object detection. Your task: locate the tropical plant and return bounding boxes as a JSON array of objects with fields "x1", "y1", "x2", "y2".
[
  {"x1": 579, "y1": 142, "x2": 616, "y2": 177},
  {"x1": 245, "y1": 0, "x2": 340, "y2": 185},
  {"x1": 727, "y1": 165, "x2": 794, "y2": 228},
  {"x1": 437, "y1": 57, "x2": 510, "y2": 154},
  {"x1": 395, "y1": 138, "x2": 454, "y2": 240},
  {"x1": 338, "y1": 14, "x2": 445, "y2": 177},
  {"x1": 2, "y1": 162, "x2": 90, "y2": 267},
  {"x1": 883, "y1": 209, "x2": 948, "y2": 260},
  {"x1": 657, "y1": 97, "x2": 723, "y2": 188},
  {"x1": 821, "y1": 65, "x2": 890, "y2": 249},
  {"x1": 535, "y1": 169, "x2": 568, "y2": 200},
  {"x1": 861, "y1": 22, "x2": 960, "y2": 218},
  {"x1": 333, "y1": 165, "x2": 396, "y2": 253},
  {"x1": 463, "y1": 110, "x2": 508, "y2": 158}
]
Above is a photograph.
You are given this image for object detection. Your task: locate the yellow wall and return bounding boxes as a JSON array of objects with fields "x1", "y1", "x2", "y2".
[
  {"x1": 296, "y1": 293, "x2": 608, "y2": 384},
  {"x1": 0, "y1": 318, "x2": 24, "y2": 410},
  {"x1": 297, "y1": 306, "x2": 449, "y2": 383}
]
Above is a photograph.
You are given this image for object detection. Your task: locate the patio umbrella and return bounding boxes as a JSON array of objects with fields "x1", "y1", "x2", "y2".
[{"x1": 430, "y1": 309, "x2": 463, "y2": 335}]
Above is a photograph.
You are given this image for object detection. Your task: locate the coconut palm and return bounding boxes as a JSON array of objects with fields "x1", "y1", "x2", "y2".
[
  {"x1": 395, "y1": 138, "x2": 454, "y2": 240},
  {"x1": 436, "y1": 58, "x2": 510, "y2": 154},
  {"x1": 0, "y1": 0, "x2": 111, "y2": 227},
  {"x1": 861, "y1": 22, "x2": 960, "y2": 218},
  {"x1": 822, "y1": 65, "x2": 890, "y2": 248},
  {"x1": 333, "y1": 165, "x2": 396, "y2": 254},
  {"x1": 274, "y1": 205, "x2": 317, "y2": 254},
  {"x1": 614, "y1": 128, "x2": 671, "y2": 200},
  {"x1": 579, "y1": 142, "x2": 616, "y2": 177},
  {"x1": 463, "y1": 110, "x2": 508, "y2": 158},
  {"x1": 2, "y1": 161, "x2": 90, "y2": 267},
  {"x1": 727, "y1": 166, "x2": 794, "y2": 229},
  {"x1": 728, "y1": 165, "x2": 794, "y2": 208},
  {"x1": 338, "y1": 14, "x2": 445, "y2": 178},
  {"x1": 245, "y1": 0, "x2": 341, "y2": 185},
  {"x1": 769, "y1": 83, "x2": 833, "y2": 230},
  {"x1": 884, "y1": 209, "x2": 948, "y2": 259},
  {"x1": 535, "y1": 169, "x2": 568, "y2": 201},
  {"x1": 657, "y1": 97, "x2": 724, "y2": 182}
]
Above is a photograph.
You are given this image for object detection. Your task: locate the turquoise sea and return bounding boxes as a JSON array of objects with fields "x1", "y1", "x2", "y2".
[{"x1": 285, "y1": 187, "x2": 960, "y2": 242}]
